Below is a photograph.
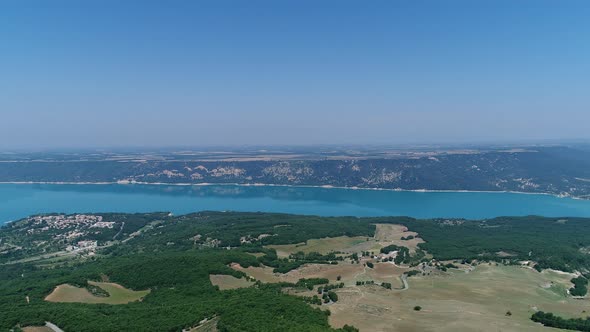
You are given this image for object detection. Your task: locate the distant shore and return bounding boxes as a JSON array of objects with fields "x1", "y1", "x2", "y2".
[{"x1": 0, "y1": 180, "x2": 578, "y2": 200}]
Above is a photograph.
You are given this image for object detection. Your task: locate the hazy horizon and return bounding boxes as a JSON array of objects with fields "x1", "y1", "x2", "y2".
[{"x1": 2, "y1": 1, "x2": 589, "y2": 148}]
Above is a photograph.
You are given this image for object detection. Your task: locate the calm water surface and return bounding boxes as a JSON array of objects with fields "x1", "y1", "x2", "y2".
[{"x1": 2, "y1": 183, "x2": 590, "y2": 224}]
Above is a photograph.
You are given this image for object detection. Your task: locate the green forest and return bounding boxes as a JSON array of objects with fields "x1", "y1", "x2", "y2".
[
  {"x1": 532, "y1": 311, "x2": 590, "y2": 331},
  {"x1": 394, "y1": 216, "x2": 590, "y2": 272},
  {"x1": 2, "y1": 211, "x2": 590, "y2": 331}
]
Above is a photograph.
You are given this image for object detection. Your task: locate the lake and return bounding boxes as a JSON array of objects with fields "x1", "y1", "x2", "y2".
[{"x1": 2, "y1": 183, "x2": 590, "y2": 224}]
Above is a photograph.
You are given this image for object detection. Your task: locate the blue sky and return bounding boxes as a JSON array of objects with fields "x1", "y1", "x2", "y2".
[{"x1": 1, "y1": 0, "x2": 589, "y2": 148}]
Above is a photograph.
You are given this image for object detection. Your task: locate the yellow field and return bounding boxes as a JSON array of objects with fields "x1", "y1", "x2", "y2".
[
  {"x1": 209, "y1": 274, "x2": 254, "y2": 290},
  {"x1": 231, "y1": 263, "x2": 281, "y2": 283},
  {"x1": 232, "y1": 260, "x2": 410, "y2": 289},
  {"x1": 329, "y1": 265, "x2": 590, "y2": 332},
  {"x1": 240, "y1": 224, "x2": 428, "y2": 286},
  {"x1": 373, "y1": 224, "x2": 425, "y2": 253},
  {"x1": 186, "y1": 317, "x2": 219, "y2": 332},
  {"x1": 266, "y1": 224, "x2": 425, "y2": 259},
  {"x1": 267, "y1": 236, "x2": 377, "y2": 258},
  {"x1": 22, "y1": 327, "x2": 53, "y2": 332},
  {"x1": 45, "y1": 281, "x2": 150, "y2": 304},
  {"x1": 234, "y1": 226, "x2": 590, "y2": 331}
]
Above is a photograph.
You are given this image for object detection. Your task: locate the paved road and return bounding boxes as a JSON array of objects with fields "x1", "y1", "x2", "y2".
[{"x1": 113, "y1": 221, "x2": 125, "y2": 240}]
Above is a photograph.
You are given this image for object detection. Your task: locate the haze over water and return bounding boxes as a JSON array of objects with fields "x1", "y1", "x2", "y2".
[{"x1": 2, "y1": 183, "x2": 590, "y2": 224}]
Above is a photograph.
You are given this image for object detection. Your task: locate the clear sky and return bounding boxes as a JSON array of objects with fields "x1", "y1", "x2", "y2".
[{"x1": 1, "y1": 0, "x2": 589, "y2": 148}]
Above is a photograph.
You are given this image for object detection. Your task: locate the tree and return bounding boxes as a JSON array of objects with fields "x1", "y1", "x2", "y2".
[
  {"x1": 414, "y1": 306, "x2": 422, "y2": 311},
  {"x1": 339, "y1": 325, "x2": 359, "y2": 332},
  {"x1": 569, "y1": 276, "x2": 588, "y2": 296},
  {"x1": 328, "y1": 291, "x2": 338, "y2": 302}
]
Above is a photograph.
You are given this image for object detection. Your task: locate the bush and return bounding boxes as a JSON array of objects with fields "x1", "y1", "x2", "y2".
[
  {"x1": 327, "y1": 291, "x2": 338, "y2": 303},
  {"x1": 569, "y1": 276, "x2": 588, "y2": 297}
]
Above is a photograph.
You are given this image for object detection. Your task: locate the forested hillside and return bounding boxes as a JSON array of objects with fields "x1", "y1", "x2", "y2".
[{"x1": 2, "y1": 146, "x2": 590, "y2": 198}]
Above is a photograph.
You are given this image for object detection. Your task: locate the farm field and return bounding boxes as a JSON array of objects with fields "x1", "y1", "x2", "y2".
[
  {"x1": 328, "y1": 265, "x2": 589, "y2": 332},
  {"x1": 231, "y1": 223, "x2": 589, "y2": 331},
  {"x1": 186, "y1": 317, "x2": 219, "y2": 332},
  {"x1": 21, "y1": 326, "x2": 53, "y2": 332},
  {"x1": 45, "y1": 281, "x2": 150, "y2": 304},
  {"x1": 266, "y1": 223, "x2": 425, "y2": 259},
  {"x1": 373, "y1": 224, "x2": 425, "y2": 253},
  {"x1": 233, "y1": 261, "x2": 588, "y2": 331},
  {"x1": 267, "y1": 236, "x2": 374, "y2": 258},
  {"x1": 209, "y1": 274, "x2": 254, "y2": 290},
  {"x1": 233, "y1": 260, "x2": 408, "y2": 288}
]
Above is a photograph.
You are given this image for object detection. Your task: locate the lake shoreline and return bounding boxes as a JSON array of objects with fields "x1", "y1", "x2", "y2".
[
  {"x1": 0, "y1": 180, "x2": 578, "y2": 200},
  {"x1": 2, "y1": 181, "x2": 590, "y2": 224}
]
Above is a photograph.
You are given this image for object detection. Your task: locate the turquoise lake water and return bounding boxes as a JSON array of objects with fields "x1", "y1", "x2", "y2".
[{"x1": 2, "y1": 183, "x2": 590, "y2": 224}]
